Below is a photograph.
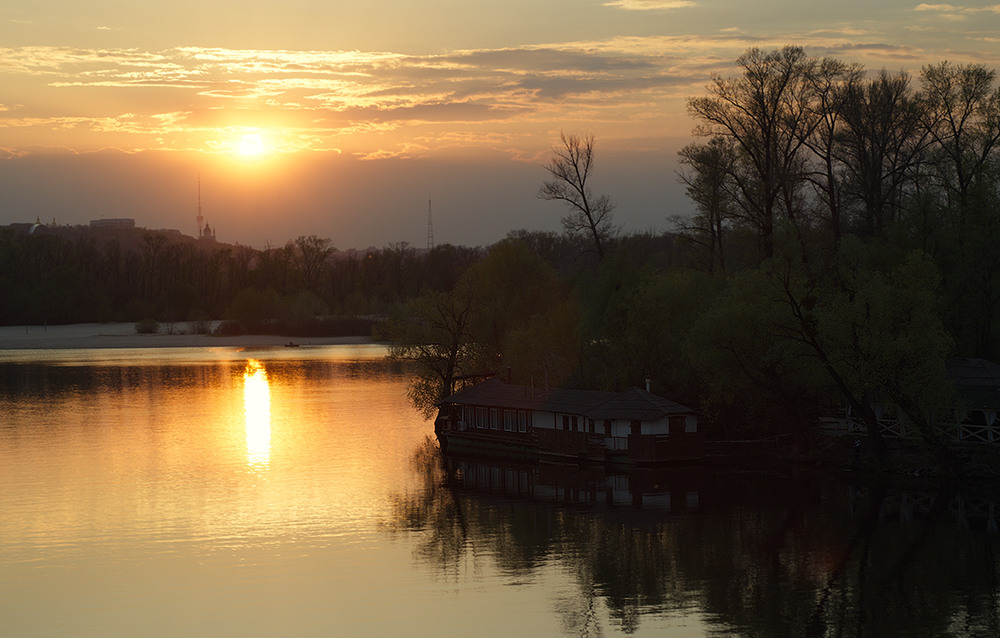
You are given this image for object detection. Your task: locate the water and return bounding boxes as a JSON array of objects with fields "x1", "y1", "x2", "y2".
[{"x1": 1, "y1": 345, "x2": 998, "y2": 637}]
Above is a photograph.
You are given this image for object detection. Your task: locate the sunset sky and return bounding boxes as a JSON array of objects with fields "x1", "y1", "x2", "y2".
[{"x1": 3, "y1": 1, "x2": 1000, "y2": 249}]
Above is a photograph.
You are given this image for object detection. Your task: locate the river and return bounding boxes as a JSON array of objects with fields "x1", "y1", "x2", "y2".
[{"x1": 1, "y1": 345, "x2": 997, "y2": 637}]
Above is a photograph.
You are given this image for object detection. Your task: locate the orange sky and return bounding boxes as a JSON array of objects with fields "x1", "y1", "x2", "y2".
[{"x1": 3, "y1": 1, "x2": 1000, "y2": 248}]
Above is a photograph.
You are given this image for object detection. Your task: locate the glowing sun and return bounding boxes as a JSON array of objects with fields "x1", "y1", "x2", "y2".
[{"x1": 238, "y1": 133, "x2": 266, "y2": 158}]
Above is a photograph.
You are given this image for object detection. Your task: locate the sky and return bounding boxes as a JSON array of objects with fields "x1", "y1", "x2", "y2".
[{"x1": 3, "y1": 1, "x2": 1000, "y2": 249}]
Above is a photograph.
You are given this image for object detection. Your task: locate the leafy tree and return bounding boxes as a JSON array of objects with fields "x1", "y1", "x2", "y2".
[
  {"x1": 594, "y1": 268, "x2": 720, "y2": 399},
  {"x1": 380, "y1": 283, "x2": 486, "y2": 418},
  {"x1": 687, "y1": 239, "x2": 952, "y2": 462},
  {"x1": 503, "y1": 300, "x2": 581, "y2": 390},
  {"x1": 685, "y1": 264, "x2": 828, "y2": 439},
  {"x1": 810, "y1": 243, "x2": 954, "y2": 460},
  {"x1": 462, "y1": 239, "x2": 564, "y2": 360}
]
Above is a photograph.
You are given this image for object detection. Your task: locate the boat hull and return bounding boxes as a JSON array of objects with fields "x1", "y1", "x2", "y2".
[{"x1": 436, "y1": 429, "x2": 704, "y2": 467}]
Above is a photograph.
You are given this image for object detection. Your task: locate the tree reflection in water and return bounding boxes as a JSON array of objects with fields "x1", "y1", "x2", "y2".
[{"x1": 385, "y1": 438, "x2": 1000, "y2": 637}]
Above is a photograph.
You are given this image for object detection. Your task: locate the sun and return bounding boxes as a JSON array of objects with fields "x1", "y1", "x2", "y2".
[{"x1": 238, "y1": 133, "x2": 266, "y2": 158}]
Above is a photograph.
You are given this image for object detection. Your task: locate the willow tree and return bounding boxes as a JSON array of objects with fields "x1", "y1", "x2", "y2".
[
  {"x1": 380, "y1": 281, "x2": 485, "y2": 418},
  {"x1": 381, "y1": 239, "x2": 575, "y2": 416},
  {"x1": 687, "y1": 240, "x2": 952, "y2": 466}
]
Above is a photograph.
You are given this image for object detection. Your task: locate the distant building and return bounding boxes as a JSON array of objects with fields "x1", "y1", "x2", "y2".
[
  {"x1": 195, "y1": 174, "x2": 217, "y2": 241},
  {"x1": 90, "y1": 218, "x2": 135, "y2": 230},
  {"x1": 10, "y1": 217, "x2": 52, "y2": 235},
  {"x1": 199, "y1": 222, "x2": 216, "y2": 241}
]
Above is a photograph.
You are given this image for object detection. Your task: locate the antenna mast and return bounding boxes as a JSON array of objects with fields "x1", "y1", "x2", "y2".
[
  {"x1": 196, "y1": 173, "x2": 204, "y2": 238},
  {"x1": 426, "y1": 197, "x2": 434, "y2": 252}
]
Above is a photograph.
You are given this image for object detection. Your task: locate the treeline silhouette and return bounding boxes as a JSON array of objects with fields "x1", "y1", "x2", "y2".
[{"x1": 0, "y1": 227, "x2": 483, "y2": 335}]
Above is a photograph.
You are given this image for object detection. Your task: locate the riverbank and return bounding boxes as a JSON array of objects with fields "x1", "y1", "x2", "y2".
[
  {"x1": 0, "y1": 322, "x2": 375, "y2": 350},
  {"x1": 712, "y1": 434, "x2": 1000, "y2": 484}
]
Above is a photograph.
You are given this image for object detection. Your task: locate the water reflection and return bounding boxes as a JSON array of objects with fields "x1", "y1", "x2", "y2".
[
  {"x1": 243, "y1": 359, "x2": 271, "y2": 469},
  {"x1": 5, "y1": 347, "x2": 1000, "y2": 637},
  {"x1": 387, "y1": 444, "x2": 1000, "y2": 637}
]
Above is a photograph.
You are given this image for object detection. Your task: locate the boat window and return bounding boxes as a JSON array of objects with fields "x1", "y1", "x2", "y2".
[
  {"x1": 517, "y1": 411, "x2": 527, "y2": 433},
  {"x1": 490, "y1": 408, "x2": 500, "y2": 430},
  {"x1": 503, "y1": 409, "x2": 516, "y2": 432},
  {"x1": 571, "y1": 416, "x2": 579, "y2": 432}
]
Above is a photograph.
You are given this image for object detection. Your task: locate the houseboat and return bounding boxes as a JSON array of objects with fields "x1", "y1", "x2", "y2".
[{"x1": 435, "y1": 378, "x2": 704, "y2": 465}]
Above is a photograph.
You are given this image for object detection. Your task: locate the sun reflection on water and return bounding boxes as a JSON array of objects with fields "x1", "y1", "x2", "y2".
[{"x1": 243, "y1": 359, "x2": 271, "y2": 469}]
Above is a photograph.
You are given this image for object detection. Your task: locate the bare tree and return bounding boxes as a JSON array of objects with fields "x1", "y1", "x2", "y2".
[
  {"x1": 800, "y1": 57, "x2": 863, "y2": 241},
  {"x1": 835, "y1": 70, "x2": 929, "y2": 236},
  {"x1": 675, "y1": 136, "x2": 735, "y2": 273},
  {"x1": 538, "y1": 132, "x2": 616, "y2": 260},
  {"x1": 292, "y1": 235, "x2": 334, "y2": 290},
  {"x1": 920, "y1": 61, "x2": 1000, "y2": 222},
  {"x1": 688, "y1": 46, "x2": 817, "y2": 259}
]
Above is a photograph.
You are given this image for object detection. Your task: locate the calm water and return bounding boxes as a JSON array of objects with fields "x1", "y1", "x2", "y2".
[{"x1": 1, "y1": 345, "x2": 998, "y2": 637}]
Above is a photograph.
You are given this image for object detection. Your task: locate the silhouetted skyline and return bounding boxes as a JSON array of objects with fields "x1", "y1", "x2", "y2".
[{"x1": 2, "y1": 1, "x2": 998, "y2": 247}]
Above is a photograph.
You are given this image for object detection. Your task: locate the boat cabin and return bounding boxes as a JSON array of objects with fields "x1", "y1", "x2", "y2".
[{"x1": 435, "y1": 378, "x2": 703, "y2": 465}]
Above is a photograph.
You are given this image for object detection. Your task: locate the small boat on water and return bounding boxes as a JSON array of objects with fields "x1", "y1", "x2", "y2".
[
  {"x1": 435, "y1": 378, "x2": 704, "y2": 466},
  {"x1": 284, "y1": 341, "x2": 299, "y2": 347}
]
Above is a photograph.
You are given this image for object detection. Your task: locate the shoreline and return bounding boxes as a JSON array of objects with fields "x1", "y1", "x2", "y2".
[{"x1": 0, "y1": 322, "x2": 376, "y2": 351}]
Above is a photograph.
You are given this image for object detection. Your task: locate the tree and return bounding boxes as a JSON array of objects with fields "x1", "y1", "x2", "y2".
[
  {"x1": 920, "y1": 61, "x2": 1000, "y2": 222},
  {"x1": 538, "y1": 132, "x2": 616, "y2": 260},
  {"x1": 800, "y1": 56, "x2": 863, "y2": 241},
  {"x1": 380, "y1": 239, "x2": 575, "y2": 415},
  {"x1": 380, "y1": 283, "x2": 486, "y2": 418},
  {"x1": 687, "y1": 240, "x2": 953, "y2": 464},
  {"x1": 920, "y1": 62, "x2": 1000, "y2": 356},
  {"x1": 835, "y1": 70, "x2": 928, "y2": 236},
  {"x1": 675, "y1": 136, "x2": 736, "y2": 273},
  {"x1": 292, "y1": 235, "x2": 335, "y2": 292},
  {"x1": 687, "y1": 46, "x2": 818, "y2": 259}
]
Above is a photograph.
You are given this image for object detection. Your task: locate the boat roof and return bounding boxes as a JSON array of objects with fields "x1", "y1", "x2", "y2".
[
  {"x1": 441, "y1": 378, "x2": 695, "y2": 419},
  {"x1": 947, "y1": 358, "x2": 1000, "y2": 410},
  {"x1": 585, "y1": 386, "x2": 695, "y2": 420}
]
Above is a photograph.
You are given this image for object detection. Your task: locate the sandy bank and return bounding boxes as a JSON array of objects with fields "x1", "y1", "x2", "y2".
[{"x1": 0, "y1": 322, "x2": 375, "y2": 351}]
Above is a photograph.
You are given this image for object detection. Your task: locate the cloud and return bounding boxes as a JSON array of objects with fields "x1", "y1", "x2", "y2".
[
  {"x1": 1, "y1": 28, "x2": 994, "y2": 158},
  {"x1": 914, "y1": 3, "x2": 1000, "y2": 15},
  {"x1": 603, "y1": 0, "x2": 695, "y2": 9}
]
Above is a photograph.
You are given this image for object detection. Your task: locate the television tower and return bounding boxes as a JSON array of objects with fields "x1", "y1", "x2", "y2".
[
  {"x1": 196, "y1": 173, "x2": 204, "y2": 238},
  {"x1": 427, "y1": 197, "x2": 434, "y2": 252}
]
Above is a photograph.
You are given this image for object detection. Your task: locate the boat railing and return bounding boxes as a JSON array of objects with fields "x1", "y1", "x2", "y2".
[{"x1": 605, "y1": 436, "x2": 629, "y2": 451}]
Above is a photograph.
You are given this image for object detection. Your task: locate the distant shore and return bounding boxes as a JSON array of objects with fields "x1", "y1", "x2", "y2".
[{"x1": 0, "y1": 322, "x2": 375, "y2": 351}]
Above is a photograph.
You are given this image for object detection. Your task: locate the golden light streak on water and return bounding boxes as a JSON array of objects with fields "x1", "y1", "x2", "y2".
[{"x1": 243, "y1": 359, "x2": 271, "y2": 469}]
